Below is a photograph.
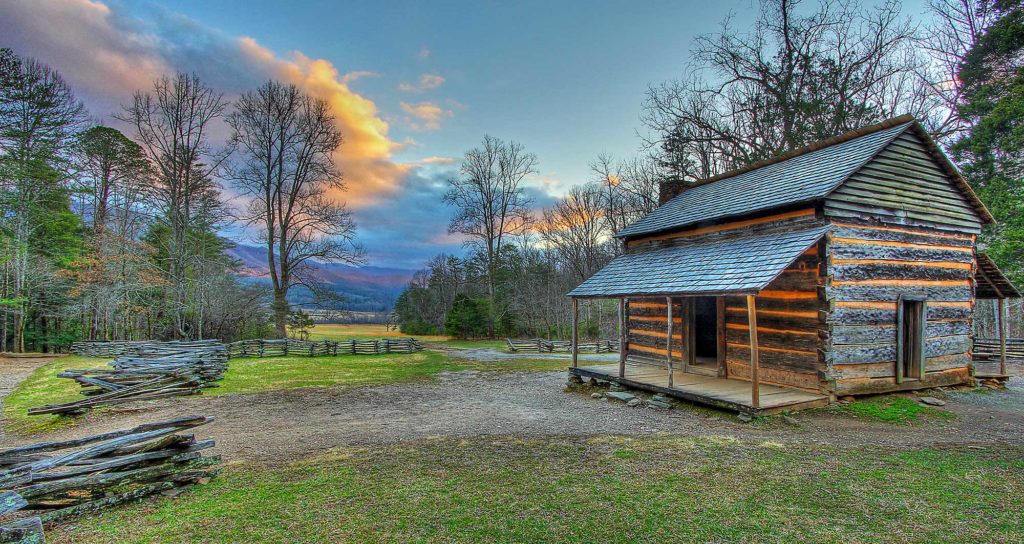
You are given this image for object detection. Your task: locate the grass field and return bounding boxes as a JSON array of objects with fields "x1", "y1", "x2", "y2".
[
  {"x1": 306, "y1": 323, "x2": 532, "y2": 350},
  {"x1": 307, "y1": 323, "x2": 449, "y2": 342},
  {"x1": 50, "y1": 436, "x2": 1024, "y2": 543},
  {"x1": 2, "y1": 356, "x2": 110, "y2": 435}
]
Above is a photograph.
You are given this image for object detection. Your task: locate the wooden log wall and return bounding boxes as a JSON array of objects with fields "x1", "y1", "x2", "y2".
[
  {"x1": 626, "y1": 298, "x2": 686, "y2": 362},
  {"x1": 623, "y1": 213, "x2": 829, "y2": 389},
  {"x1": 822, "y1": 222, "x2": 977, "y2": 395},
  {"x1": 724, "y1": 244, "x2": 823, "y2": 391}
]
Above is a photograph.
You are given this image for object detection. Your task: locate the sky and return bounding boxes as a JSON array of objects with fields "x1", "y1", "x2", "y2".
[{"x1": 0, "y1": 0, "x2": 928, "y2": 269}]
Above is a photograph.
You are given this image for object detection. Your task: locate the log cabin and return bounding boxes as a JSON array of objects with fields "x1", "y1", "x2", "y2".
[{"x1": 567, "y1": 115, "x2": 1021, "y2": 414}]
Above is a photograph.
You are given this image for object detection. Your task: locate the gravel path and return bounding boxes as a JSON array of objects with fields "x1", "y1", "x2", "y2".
[{"x1": 3, "y1": 363, "x2": 1022, "y2": 463}]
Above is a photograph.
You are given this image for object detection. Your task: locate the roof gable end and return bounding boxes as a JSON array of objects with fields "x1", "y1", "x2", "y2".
[
  {"x1": 824, "y1": 123, "x2": 993, "y2": 232},
  {"x1": 616, "y1": 117, "x2": 915, "y2": 239}
]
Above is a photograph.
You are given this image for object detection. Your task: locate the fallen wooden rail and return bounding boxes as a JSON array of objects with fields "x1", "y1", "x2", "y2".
[
  {"x1": 0, "y1": 416, "x2": 219, "y2": 526},
  {"x1": 506, "y1": 338, "x2": 619, "y2": 353}
]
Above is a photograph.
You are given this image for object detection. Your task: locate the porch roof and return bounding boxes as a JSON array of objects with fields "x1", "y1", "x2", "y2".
[
  {"x1": 976, "y1": 252, "x2": 1021, "y2": 299},
  {"x1": 568, "y1": 224, "x2": 830, "y2": 298}
]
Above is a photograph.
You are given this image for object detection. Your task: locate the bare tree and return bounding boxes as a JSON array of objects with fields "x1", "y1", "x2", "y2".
[
  {"x1": 117, "y1": 73, "x2": 228, "y2": 338},
  {"x1": 445, "y1": 135, "x2": 537, "y2": 310},
  {"x1": 539, "y1": 184, "x2": 611, "y2": 281},
  {"x1": 643, "y1": 0, "x2": 935, "y2": 183},
  {"x1": 228, "y1": 80, "x2": 362, "y2": 338},
  {"x1": 919, "y1": 0, "x2": 998, "y2": 139},
  {"x1": 590, "y1": 153, "x2": 662, "y2": 238}
]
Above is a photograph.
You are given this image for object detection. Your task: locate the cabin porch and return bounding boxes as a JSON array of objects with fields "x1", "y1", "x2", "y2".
[{"x1": 572, "y1": 361, "x2": 828, "y2": 415}]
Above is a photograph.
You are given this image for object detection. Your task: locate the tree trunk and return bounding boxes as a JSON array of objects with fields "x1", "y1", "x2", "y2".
[{"x1": 273, "y1": 289, "x2": 288, "y2": 339}]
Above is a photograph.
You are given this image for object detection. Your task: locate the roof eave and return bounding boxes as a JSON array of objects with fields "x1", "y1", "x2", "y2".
[{"x1": 614, "y1": 199, "x2": 822, "y2": 241}]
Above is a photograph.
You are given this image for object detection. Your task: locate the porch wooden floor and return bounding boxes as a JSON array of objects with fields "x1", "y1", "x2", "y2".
[{"x1": 572, "y1": 363, "x2": 829, "y2": 415}]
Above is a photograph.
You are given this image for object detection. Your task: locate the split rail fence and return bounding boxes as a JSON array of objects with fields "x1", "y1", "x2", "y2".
[
  {"x1": 506, "y1": 338, "x2": 619, "y2": 354},
  {"x1": 973, "y1": 337, "x2": 1024, "y2": 378},
  {"x1": 223, "y1": 338, "x2": 422, "y2": 358}
]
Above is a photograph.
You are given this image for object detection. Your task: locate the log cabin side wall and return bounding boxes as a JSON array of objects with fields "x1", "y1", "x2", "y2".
[
  {"x1": 821, "y1": 130, "x2": 982, "y2": 395},
  {"x1": 623, "y1": 210, "x2": 826, "y2": 391},
  {"x1": 626, "y1": 298, "x2": 685, "y2": 361},
  {"x1": 724, "y1": 244, "x2": 823, "y2": 392}
]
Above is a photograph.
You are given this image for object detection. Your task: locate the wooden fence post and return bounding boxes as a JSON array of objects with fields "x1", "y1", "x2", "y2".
[
  {"x1": 999, "y1": 297, "x2": 1008, "y2": 377},
  {"x1": 747, "y1": 294, "x2": 760, "y2": 410},
  {"x1": 666, "y1": 296, "x2": 674, "y2": 388},
  {"x1": 571, "y1": 298, "x2": 579, "y2": 369},
  {"x1": 618, "y1": 297, "x2": 627, "y2": 378}
]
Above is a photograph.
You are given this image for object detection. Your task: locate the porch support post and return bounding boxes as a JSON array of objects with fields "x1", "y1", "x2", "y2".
[
  {"x1": 747, "y1": 294, "x2": 760, "y2": 410},
  {"x1": 571, "y1": 298, "x2": 579, "y2": 369},
  {"x1": 999, "y1": 297, "x2": 1007, "y2": 376},
  {"x1": 618, "y1": 297, "x2": 626, "y2": 378},
  {"x1": 666, "y1": 296, "x2": 674, "y2": 388}
]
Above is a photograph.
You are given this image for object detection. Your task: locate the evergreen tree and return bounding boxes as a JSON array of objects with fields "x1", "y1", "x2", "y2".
[{"x1": 953, "y1": 0, "x2": 1024, "y2": 284}]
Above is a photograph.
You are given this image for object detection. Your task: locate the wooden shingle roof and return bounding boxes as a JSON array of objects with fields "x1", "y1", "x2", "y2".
[
  {"x1": 568, "y1": 225, "x2": 830, "y2": 298},
  {"x1": 617, "y1": 115, "x2": 993, "y2": 239}
]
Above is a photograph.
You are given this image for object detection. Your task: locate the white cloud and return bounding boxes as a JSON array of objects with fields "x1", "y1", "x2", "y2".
[{"x1": 398, "y1": 73, "x2": 445, "y2": 93}]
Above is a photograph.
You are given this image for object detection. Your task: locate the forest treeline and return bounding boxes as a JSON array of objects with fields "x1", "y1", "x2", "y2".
[
  {"x1": 0, "y1": 52, "x2": 360, "y2": 351},
  {"x1": 394, "y1": 0, "x2": 1024, "y2": 339}
]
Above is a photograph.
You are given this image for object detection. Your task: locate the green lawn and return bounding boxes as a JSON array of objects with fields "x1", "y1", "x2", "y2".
[
  {"x1": 1, "y1": 355, "x2": 110, "y2": 435},
  {"x1": 50, "y1": 436, "x2": 1024, "y2": 543},
  {"x1": 833, "y1": 395, "x2": 956, "y2": 424},
  {"x1": 213, "y1": 351, "x2": 452, "y2": 395}
]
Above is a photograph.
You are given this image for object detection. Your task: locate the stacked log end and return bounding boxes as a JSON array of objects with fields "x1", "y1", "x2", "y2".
[
  {"x1": 0, "y1": 417, "x2": 218, "y2": 533},
  {"x1": 1, "y1": 491, "x2": 43, "y2": 544},
  {"x1": 37, "y1": 343, "x2": 227, "y2": 416}
]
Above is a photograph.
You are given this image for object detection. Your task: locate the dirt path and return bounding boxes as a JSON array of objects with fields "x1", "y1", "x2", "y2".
[
  {"x1": 0, "y1": 356, "x2": 57, "y2": 445},
  {"x1": 4, "y1": 365, "x2": 1022, "y2": 463}
]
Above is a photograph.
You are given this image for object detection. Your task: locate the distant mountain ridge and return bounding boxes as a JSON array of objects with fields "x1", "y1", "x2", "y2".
[{"x1": 226, "y1": 244, "x2": 417, "y2": 311}]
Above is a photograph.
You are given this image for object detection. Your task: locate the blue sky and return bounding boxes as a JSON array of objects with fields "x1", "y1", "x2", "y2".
[{"x1": 1, "y1": 0, "x2": 928, "y2": 269}]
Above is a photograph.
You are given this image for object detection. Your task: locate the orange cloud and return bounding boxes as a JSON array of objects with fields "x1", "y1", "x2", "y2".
[
  {"x1": 236, "y1": 38, "x2": 409, "y2": 208},
  {"x1": 6, "y1": 0, "x2": 416, "y2": 211},
  {"x1": 400, "y1": 101, "x2": 453, "y2": 131}
]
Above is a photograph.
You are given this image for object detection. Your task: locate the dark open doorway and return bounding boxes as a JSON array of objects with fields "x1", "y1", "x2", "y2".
[{"x1": 692, "y1": 296, "x2": 718, "y2": 365}]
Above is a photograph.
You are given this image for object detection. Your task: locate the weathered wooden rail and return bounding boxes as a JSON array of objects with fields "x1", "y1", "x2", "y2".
[
  {"x1": 223, "y1": 338, "x2": 423, "y2": 358},
  {"x1": 973, "y1": 337, "x2": 1024, "y2": 378},
  {"x1": 69, "y1": 340, "x2": 225, "y2": 358},
  {"x1": 506, "y1": 338, "x2": 619, "y2": 354},
  {"x1": 973, "y1": 337, "x2": 1024, "y2": 363},
  {"x1": 0, "y1": 417, "x2": 219, "y2": 528}
]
